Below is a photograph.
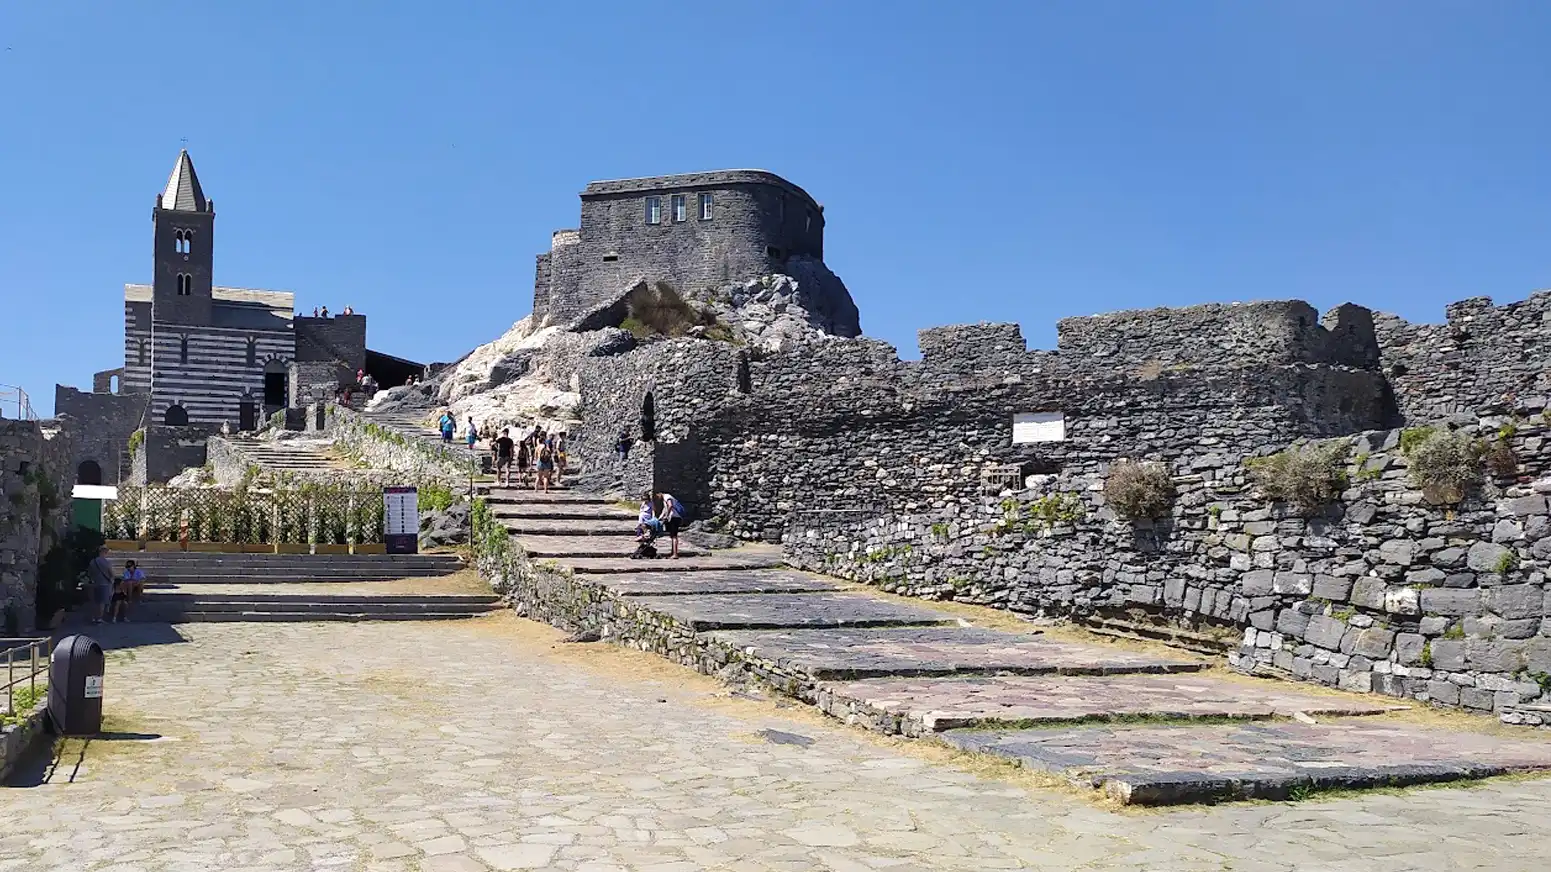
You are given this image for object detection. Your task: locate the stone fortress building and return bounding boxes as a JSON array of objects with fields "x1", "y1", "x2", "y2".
[
  {"x1": 55, "y1": 150, "x2": 419, "y2": 485},
  {"x1": 532, "y1": 170, "x2": 857, "y2": 334}
]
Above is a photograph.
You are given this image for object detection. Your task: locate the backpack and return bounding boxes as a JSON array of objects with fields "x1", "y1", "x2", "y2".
[
  {"x1": 631, "y1": 541, "x2": 658, "y2": 559},
  {"x1": 666, "y1": 495, "x2": 686, "y2": 519}
]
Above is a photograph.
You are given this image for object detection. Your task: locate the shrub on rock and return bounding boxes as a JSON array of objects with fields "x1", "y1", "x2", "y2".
[
  {"x1": 1404, "y1": 429, "x2": 1485, "y2": 504},
  {"x1": 1246, "y1": 441, "x2": 1349, "y2": 514},
  {"x1": 1104, "y1": 460, "x2": 1175, "y2": 520}
]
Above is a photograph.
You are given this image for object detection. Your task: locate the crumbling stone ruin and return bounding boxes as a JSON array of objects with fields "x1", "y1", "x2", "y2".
[{"x1": 368, "y1": 166, "x2": 1551, "y2": 721}]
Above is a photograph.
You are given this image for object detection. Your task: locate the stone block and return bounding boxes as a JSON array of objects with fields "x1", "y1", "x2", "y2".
[
  {"x1": 1419, "y1": 615, "x2": 1451, "y2": 635},
  {"x1": 1404, "y1": 567, "x2": 1446, "y2": 587},
  {"x1": 1419, "y1": 588, "x2": 1481, "y2": 616},
  {"x1": 1485, "y1": 584, "x2": 1543, "y2": 619},
  {"x1": 1525, "y1": 639, "x2": 1551, "y2": 675},
  {"x1": 1430, "y1": 640, "x2": 1467, "y2": 671},
  {"x1": 1500, "y1": 618, "x2": 1541, "y2": 639},
  {"x1": 1378, "y1": 540, "x2": 1416, "y2": 566},
  {"x1": 1467, "y1": 541, "x2": 1513, "y2": 573},
  {"x1": 1352, "y1": 628, "x2": 1395, "y2": 658},
  {"x1": 1394, "y1": 633, "x2": 1425, "y2": 665},
  {"x1": 1503, "y1": 494, "x2": 1547, "y2": 516},
  {"x1": 1493, "y1": 520, "x2": 1524, "y2": 543},
  {"x1": 1351, "y1": 577, "x2": 1386, "y2": 610},
  {"x1": 1275, "y1": 608, "x2": 1311, "y2": 637},
  {"x1": 1384, "y1": 587, "x2": 1421, "y2": 615},
  {"x1": 1273, "y1": 572, "x2": 1312, "y2": 596},
  {"x1": 1311, "y1": 575, "x2": 1353, "y2": 602},
  {"x1": 1240, "y1": 569, "x2": 1274, "y2": 596},
  {"x1": 1426, "y1": 679, "x2": 1460, "y2": 705},
  {"x1": 1442, "y1": 572, "x2": 1477, "y2": 589},
  {"x1": 1459, "y1": 687, "x2": 1495, "y2": 710},
  {"x1": 1466, "y1": 639, "x2": 1526, "y2": 673},
  {"x1": 1311, "y1": 663, "x2": 1339, "y2": 685},
  {"x1": 1304, "y1": 615, "x2": 1347, "y2": 650},
  {"x1": 1432, "y1": 547, "x2": 1466, "y2": 568}
]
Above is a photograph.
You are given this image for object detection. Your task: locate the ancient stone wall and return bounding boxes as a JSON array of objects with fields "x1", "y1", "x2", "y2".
[
  {"x1": 0, "y1": 420, "x2": 74, "y2": 633},
  {"x1": 1375, "y1": 291, "x2": 1551, "y2": 422},
  {"x1": 130, "y1": 424, "x2": 217, "y2": 485},
  {"x1": 53, "y1": 384, "x2": 149, "y2": 486}
]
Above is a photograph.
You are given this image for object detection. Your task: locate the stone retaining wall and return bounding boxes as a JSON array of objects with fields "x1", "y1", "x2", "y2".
[
  {"x1": 0, "y1": 691, "x2": 48, "y2": 782},
  {"x1": 0, "y1": 420, "x2": 74, "y2": 632},
  {"x1": 785, "y1": 419, "x2": 1551, "y2": 717}
]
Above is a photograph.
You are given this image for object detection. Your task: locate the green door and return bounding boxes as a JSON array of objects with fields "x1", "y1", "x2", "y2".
[{"x1": 73, "y1": 498, "x2": 102, "y2": 532}]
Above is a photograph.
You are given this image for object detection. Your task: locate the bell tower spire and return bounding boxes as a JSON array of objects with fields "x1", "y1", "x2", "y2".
[{"x1": 151, "y1": 149, "x2": 216, "y2": 325}]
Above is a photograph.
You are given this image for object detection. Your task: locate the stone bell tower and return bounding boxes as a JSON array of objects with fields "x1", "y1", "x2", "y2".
[{"x1": 150, "y1": 149, "x2": 216, "y2": 326}]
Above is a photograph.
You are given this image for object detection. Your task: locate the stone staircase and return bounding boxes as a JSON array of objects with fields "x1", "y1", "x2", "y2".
[
  {"x1": 223, "y1": 435, "x2": 355, "y2": 476},
  {"x1": 107, "y1": 552, "x2": 499, "y2": 623},
  {"x1": 361, "y1": 410, "x2": 487, "y2": 471},
  {"x1": 492, "y1": 489, "x2": 1551, "y2": 806}
]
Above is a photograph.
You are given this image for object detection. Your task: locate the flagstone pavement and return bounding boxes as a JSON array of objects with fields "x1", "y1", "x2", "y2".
[{"x1": 1, "y1": 616, "x2": 1547, "y2": 872}]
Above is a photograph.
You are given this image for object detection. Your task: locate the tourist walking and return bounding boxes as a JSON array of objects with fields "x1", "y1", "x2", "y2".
[
  {"x1": 493, "y1": 428, "x2": 515, "y2": 487},
  {"x1": 536, "y1": 439, "x2": 556, "y2": 494},
  {"x1": 615, "y1": 429, "x2": 632, "y2": 462},
  {"x1": 465, "y1": 417, "x2": 478, "y2": 448},
  {"x1": 516, "y1": 436, "x2": 533, "y2": 489},
  {"x1": 87, "y1": 545, "x2": 114, "y2": 624},
  {"x1": 438, "y1": 410, "x2": 456, "y2": 443},
  {"x1": 555, "y1": 432, "x2": 568, "y2": 483},
  {"x1": 656, "y1": 491, "x2": 686, "y2": 559}
]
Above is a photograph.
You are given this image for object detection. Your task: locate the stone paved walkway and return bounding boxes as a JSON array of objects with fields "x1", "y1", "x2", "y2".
[{"x1": 3, "y1": 617, "x2": 1549, "y2": 871}]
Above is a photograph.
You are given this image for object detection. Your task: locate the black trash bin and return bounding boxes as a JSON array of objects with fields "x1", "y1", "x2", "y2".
[{"x1": 48, "y1": 635, "x2": 105, "y2": 736}]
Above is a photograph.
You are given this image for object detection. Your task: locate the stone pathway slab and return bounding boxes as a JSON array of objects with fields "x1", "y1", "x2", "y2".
[
  {"x1": 942, "y1": 719, "x2": 1551, "y2": 805},
  {"x1": 631, "y1": 592, "x2": 952, "y2": 631},
  {"x1": 821, "y1": 674, "x2": 1404, "y2": 734},
  {"x1": 563, "y1": 551, "x2": 783, "y2": 574},
  {"x1": 514, "y1": 534, "x2": 703, "y2": 558},
  {"x1": 712, "y1": 625, "x2": 1205, "y2": 679},
  {"x1": 599, "y1": 568, "x2": 840, "y2": 596}
]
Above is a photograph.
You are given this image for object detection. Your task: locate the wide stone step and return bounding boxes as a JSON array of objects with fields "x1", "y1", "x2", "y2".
[
  {"x1": 940, "y1": 719, "x2": 1551, "y2": 806},
  {"x1": 708, "y1": 626, "x2": 1206, "y2": 680},
  {"x1": 495, "y1": 519, "x2": 626, "y2": 537},
  {"x1": 491, "y1": 506, "x2": 635, "y2": 522},
  {"x1": 514, "y1": 535, "x2": 702, "y2": 559},
  {"x1": 172, "y1": 610, "x2": 489, "y2": 623},
  {"x1": 628, "y1": 592, "x2": 951, "y2": 632},
  {"x1": 564, "y1": 553, "x2": 784, "y2": 574},
  {"x1": 817, "y1": 673, "x2": 1403, "y2": 735},
  {"x1": 145, "y1": 593, "x2": 496, "y2": 606},
  {"x1": 594, "y1": 569, "x2": 840, "y2": 597},
  {"x1": 480, "y1": 489, "x2": 612, "y2": 505}
]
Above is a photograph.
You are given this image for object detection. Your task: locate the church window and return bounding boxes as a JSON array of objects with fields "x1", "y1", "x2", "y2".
[
  {"x1": 246, "y1": 337, "x2": 258, "y2": 366},
  {"x1": 173, "y1": 229, "x2": 192, "y2": 255},
  {"x1": 671, "y1": 194, "x2": 686, "y2": 223},
  {"x1": 177, "y1": 273, "x2": 192, "y2": 295},
  {"x1": 645, "y1": 196, "x2": 662, "y2": 225},
  {"x1": 699, "y1": 192, "x2": 714, "y2": 220},
  {"x1": 179, "y1": 336, "x2": 190, "y2": 364},
  {"x1": 136, "y1": 339, "x2": 148, "y2": 366}
]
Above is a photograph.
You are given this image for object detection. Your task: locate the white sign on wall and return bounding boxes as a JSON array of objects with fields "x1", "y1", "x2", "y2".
[
  {"x1": 84, "y1": 675, "x2": 104, "y2": 699},
  {"x1": 383, "y1": 486, "x2": 420, "y2": 554},
  {"x1": 1012, "y1": 411, "x2": 1066, "y2": 444}
]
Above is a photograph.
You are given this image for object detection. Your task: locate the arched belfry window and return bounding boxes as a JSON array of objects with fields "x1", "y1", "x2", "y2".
[
  {"x1": 176, "y1": 273, "x2": 192, "y2": 296},
  {"x1": 173, "y1": 229, "x2": 192, "y2": 255}
]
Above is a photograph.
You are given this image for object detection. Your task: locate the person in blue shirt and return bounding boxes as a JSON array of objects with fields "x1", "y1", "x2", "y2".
[{"x1": 438, "y1": 410, "x2": 455, "y2": 443}]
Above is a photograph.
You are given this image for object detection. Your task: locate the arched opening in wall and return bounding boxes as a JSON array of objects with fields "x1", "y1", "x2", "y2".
[
  {"x1": 640, "y1": 392, "x2": 656, "y2": 443},
  {"x1": 109, "y1": 375, "x2": 120, "y2": 394},
  {"x1": 264, "y1": 358, "x2": 288, "y2": 408},
  {"x1": 736, "y1": 356, "x2": 752, "y2": 394},
  {"x1": 238, "y1": 392, "x2": 258, "y2": 432},
  {"x1": 77, "y1": 460, "x2": 103, "y2": 486},
  {"x1": 164, "y1": 404, "x2": 189, "y2": 426}
]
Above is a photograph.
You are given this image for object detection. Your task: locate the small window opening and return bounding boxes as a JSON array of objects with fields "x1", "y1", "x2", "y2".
[
  {"x1": 645, "y1": 196, "x2": 662, "y2": 225},
  {"x1": 640, "y1": 392, "x2": 657, "y2": 442},
  {"x1": 602, "y1": 253, "x2": 619, "y2": 263},
  {"x1": 805, "y1": 211, "x2": 813, "y2": 234},
  {"x1": 671, "y1": 194, "x2": 686, "y2": 223},
  {"x1": 179, "y1": 336, "x2": 189, "y2": 364},
  {"x1": 699, "y1": 192, "x2": 713, "y2": 220},
  {"x1": 766, "y1": 246, "x2": 783, "y2": 259},
  {"x1": 176, "y1": 273, "x2": 192, "y2": 295},
  {"x1": 736, "y1": 356, "x2": 752, "y2": 394},
  {"x1": 136, "y1": 339, "x2": 148, "y2": 366},
  {"x1": 246, "y1": 337, "x2": 258, "y2": 366},
  {"x1": 76, "y1": 460, "x2": 103, "y2": 486}
]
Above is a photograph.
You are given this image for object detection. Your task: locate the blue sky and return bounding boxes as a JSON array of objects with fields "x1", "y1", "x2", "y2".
[{"x1": 2, "y1": 2, "x2": 1548, "y2": 416}]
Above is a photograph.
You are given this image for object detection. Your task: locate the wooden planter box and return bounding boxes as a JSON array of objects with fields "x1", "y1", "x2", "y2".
[
  {"x1": 105, "y1": 539, "x2": 141, "y2": 552},
  {"x1": 243, "y1": 543, "x2": 273, "y2": 553},
  {"x1": 187, "y1": 542, "x2": 234, "y2": 553},
  {"x1": 144, "y1": 541, "x2": 184, "y2": 552},
  {"x1": 274, "y1": 543, "x2": 312, "y2": 555},
  {"x1": 351, "y1": 543, "x2": 386, "y2": 555},
  {"x1": 314, "y1": 544, "x2": 351, "y2": 555}
]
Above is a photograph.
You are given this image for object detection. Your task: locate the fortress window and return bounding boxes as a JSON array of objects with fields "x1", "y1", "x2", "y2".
[
  {"x1": 671, "y1": 194, "x2": 686, "y2": 223},
  {"x1": 699, "y1": 192, "x2": 714, "y2": 220},
  {"x1": 645, "y1": 196, "x2": 662, "y2": 225},
  {"x1": 602, "y1": 254, "x2": 619, "y2": 263}
]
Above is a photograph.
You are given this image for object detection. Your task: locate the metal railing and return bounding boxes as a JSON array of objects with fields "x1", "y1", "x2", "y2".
[
  {"x1": 0, "y1": 384, "x2": 37, "y2": 421},
  {"x1": 1, "y1": 638, "x2": 51, "y2": 722}
]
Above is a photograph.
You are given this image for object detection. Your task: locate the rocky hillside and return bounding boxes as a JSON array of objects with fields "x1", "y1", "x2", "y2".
[{"x1": 367, "y1": 262, "x2": 860, "y2": 438}]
